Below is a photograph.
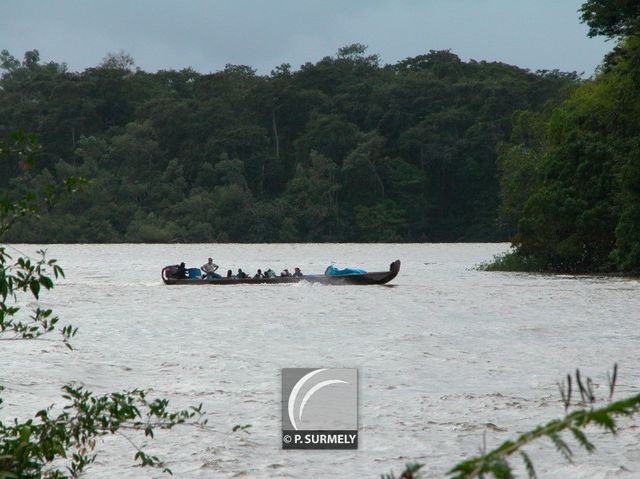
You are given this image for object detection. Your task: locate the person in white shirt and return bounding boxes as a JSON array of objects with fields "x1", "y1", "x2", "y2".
[{"x1": 201, "y1": 258, "x2": 221, "y2": 279}]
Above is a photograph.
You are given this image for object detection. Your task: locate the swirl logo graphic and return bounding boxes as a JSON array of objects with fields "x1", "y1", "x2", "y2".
[
  {"x1": 282, "y1": 368, "x2": 358, "y2": 449},
  {"x1": 288, "y1": 369, "x2": 348, "y2": 430}
]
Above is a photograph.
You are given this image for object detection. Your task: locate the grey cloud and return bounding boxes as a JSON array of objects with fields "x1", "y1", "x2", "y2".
[{"x1": 1, "y1": 0, "x2": 610, "y2": 75}]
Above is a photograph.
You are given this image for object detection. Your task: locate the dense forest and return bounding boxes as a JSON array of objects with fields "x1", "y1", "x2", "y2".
[
  {"x1": 0, "y1": 45, "x2": 576, "y2": 243},
  {"x1": 492, "y1": 0, "x2": 640, "y2": 273}
]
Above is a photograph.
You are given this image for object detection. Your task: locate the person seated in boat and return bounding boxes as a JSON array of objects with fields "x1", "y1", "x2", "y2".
[
  {"x1": 201, "y1": 258, "x2": 221, "y2": 279},
  {"x1": 254, "y1": 269, "x2": 263, "y2": 278},
  {"x1": 226, "y1": 269, "x2": 234, "y2": 279},
  {"x1": 264, "y1": 268, "x2": 277, "y2": 278},
  {"x1": 236, "y1": 268, "x2": 248, "y2": 279},
  {"x1": 174, "y1": 262, "x2": 187, "y2": 279},
  {"x1": 293, "y1": 267, "x2": 303, "y2": 277},
  {"x1": 280, "y1": 268, "x2": 292, "y2": 277}
]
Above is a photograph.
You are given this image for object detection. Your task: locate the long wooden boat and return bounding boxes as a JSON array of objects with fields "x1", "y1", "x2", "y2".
[{"x1": 162, "y1": 260, "x2": 401, "y2": 286}]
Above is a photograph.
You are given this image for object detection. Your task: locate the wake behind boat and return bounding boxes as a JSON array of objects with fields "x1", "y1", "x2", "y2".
[{"x1": 162, "y1": 260, "x2": 401, "y2": 286}]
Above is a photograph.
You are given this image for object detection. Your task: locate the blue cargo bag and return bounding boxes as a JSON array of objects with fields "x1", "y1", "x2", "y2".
[{"x1": 324, "y1": 265, "x2": 367, "y2": 276}]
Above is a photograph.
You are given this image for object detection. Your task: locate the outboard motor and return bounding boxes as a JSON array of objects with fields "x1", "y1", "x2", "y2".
[{"x1": 162, "y1": 265, "x2": 178, "y2": 283}]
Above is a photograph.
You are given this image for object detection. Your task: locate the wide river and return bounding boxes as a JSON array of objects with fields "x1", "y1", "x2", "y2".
[{"x1": 2, "y1": 243, "x2": 639, "y2": 478}]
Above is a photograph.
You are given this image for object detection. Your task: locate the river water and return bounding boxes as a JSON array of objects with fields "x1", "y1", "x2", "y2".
[{"x1": 2, "y1": 243, "x2": 639, "y2": 478}]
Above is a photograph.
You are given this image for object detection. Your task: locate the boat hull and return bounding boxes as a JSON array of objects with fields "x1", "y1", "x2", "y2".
[{"x1": 162, "y1": 260, "x2": 401, "y2": 286}]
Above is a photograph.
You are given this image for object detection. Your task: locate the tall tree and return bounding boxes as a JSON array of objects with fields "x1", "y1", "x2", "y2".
[{"x1": 580, "y1": 0, "x2": 640, "y2": 38}]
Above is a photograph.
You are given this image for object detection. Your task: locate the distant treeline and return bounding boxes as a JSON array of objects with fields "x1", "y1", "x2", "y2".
[{"x1": 0, "y1": 45, "x2": 576, "y2": 243}]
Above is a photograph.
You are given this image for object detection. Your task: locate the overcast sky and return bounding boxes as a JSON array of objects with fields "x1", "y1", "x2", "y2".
[{"x1": 2, "y1": 0, "x2": 611, "y2": 76}]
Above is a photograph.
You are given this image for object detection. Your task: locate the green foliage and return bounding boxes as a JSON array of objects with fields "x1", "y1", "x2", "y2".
[
  {"x1": 495, "y1": 109, "x2": 550, "y2": 235},
  {"x1": 477, "y1": 251, "x2": 548, "y2": 272},
  {"x1": 495, "y1": 25, "x2": 640, "y2": 273},
  {"x1": 283, "y1": 151, "x2": 340, "y2": 240},
  {"x1": 381, "y1": 463, "x2": 424, "y2": 479},
  {"x1": 390, "y1": 365, "x2": 640, "y2": 479},
  {"x1": 0, "y1": 133, "x2": 206, "y2": 478},
  {"x1": 0, "y1": 133, "x2": 80, "y2": 346},
  {"x1": 0, "y1": 247, "x2": 75, "y2": 348},
  {"x1": 0, "y1": 386, "x2": 206, "y2": 478},
  {"x1": 447, "y1": 365, "x2": 638, "y2": 479},
  {"x1": 0, "y1": 45, "x2": 576, "y2": 243},
  {"x1": 231, "y1": 424, "x2": 252, "y2": 434},
  {"x1": 354, "y1": 201, "x2": 407, "y2": 242},
  {"x1": 580, "y1": 0, "x2": 640, "y2": 39}
]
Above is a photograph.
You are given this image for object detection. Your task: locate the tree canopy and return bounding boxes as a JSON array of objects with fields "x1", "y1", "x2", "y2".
[
  {"x1": 0, "y1": 46, "x2": 576, "y2": 243},
  {"x1": 493, "y1": 1, "x2": 640, "y2": 273},
  {"x1": 580, "y1": 0, "x2": 640, "y2": 38}
]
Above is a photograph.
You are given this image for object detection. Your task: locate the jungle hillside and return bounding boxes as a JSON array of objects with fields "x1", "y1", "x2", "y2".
[
  {"x1": 490, "y1": 0, "x2": 640, "y2": 274},
  {"x1": 0, "y1": 46, "x2": 576, "y2": 243}
]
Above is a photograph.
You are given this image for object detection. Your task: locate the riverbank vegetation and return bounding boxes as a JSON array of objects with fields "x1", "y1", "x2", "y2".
[
  {"x1": 492, "y1": 0, "x2": 640, "y2": 274},
  {"x1": 0, "y1": 135, "x2": 209, "y2": 477},
  {"x1": 386, "y1": 364, "x2": 640, "y2": 479}
]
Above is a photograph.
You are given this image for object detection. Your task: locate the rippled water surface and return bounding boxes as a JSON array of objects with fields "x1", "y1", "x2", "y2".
[{"x1": 3, "y1": 243, "x2": 640, "y2": 478}]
